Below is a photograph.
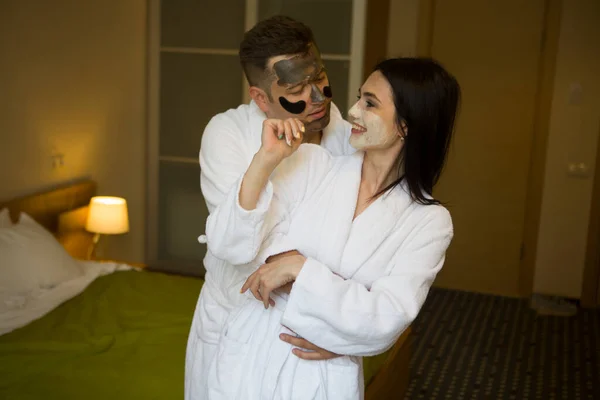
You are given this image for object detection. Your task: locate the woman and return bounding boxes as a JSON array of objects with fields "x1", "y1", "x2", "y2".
[{"x1": 204, "y1": 57, "x2": 460, "y2": 399}]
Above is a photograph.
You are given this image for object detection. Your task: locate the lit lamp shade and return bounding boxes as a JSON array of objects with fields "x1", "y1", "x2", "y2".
[{"x1": 85, "y1": 196, "x2": 129, "y2": 235}]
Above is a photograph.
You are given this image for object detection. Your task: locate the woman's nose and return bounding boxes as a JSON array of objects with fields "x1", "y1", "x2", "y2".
[{"x1": 348, "y1": 102, "x2": 360, "y2": 117}]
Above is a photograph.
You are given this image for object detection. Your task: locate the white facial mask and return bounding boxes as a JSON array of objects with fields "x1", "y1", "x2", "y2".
[{"x1": 348, "y1": 101, "x2": 395, "y2": 149}]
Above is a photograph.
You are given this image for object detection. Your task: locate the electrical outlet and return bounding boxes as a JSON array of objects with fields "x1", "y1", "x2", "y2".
[{"x1": 567, "y1": 162, "x2": 590, "y2": 178}]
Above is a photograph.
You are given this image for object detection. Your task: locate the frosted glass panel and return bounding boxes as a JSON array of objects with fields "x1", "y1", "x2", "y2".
[
  {"x1": 161, "y1": 0, "x2": 246, "y2": 49},
  {"x1": 158, "y1": 161, "x2": 208, "y2": 265},
  {"x1": 325, "y1": 59, "x2": 350, "y2": 115},
  {"x1": 259, "y1": 0, "x2": 353, "y2": 54},
  {"x1": 160, "y1": 53, "x2": 243, "y2": 158}
]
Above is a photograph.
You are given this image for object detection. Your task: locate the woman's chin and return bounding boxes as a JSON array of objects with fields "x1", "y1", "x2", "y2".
[{"x1": 349, "y1": 136, "x2": 368, "y2": 150}]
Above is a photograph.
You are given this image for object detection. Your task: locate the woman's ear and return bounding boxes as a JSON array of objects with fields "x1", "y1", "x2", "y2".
[
  {"x1": 249, "y1": 86, "x2": 270, "y2": 113},
  {"x1": 398, "y1": 120, "x2": 408, "y2": 139}
]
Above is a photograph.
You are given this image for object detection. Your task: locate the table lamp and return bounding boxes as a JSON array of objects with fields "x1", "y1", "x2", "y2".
[{"x1": 85, "y1": 196, "x2": 129, "y2": 259}]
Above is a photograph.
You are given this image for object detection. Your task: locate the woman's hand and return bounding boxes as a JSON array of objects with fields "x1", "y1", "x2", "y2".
[
  {"x1": 241, "y1": 254, "x2": 307, "y2": 309},
  {"x1": 266, "y1": 251, "x2": 303, "y2": 295},
  {"x1": 238, "y1": 119, "x2": 303, "y2": 211},
  {"x1": 258, "y1": 118, "x2": 304, "y2": 166}
]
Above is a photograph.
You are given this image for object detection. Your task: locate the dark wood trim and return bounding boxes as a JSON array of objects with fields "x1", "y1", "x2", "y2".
[
  {"x1": 581, "y1": 123, "x2": 600, "y2": 308},
  {"x1": 365, "y1": 328, "x2": 411, "y2": 400},
  {"x1": 519, "y1": 0, "x2": 563, "y2": 297},
  {"x1": 363, "y1": 0, "x2": 391, "y2": 81}
]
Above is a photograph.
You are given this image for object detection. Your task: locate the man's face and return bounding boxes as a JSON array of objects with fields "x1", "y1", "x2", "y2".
[{"x1": 264, "y1": 45, "x2": 333, "y2": 133}]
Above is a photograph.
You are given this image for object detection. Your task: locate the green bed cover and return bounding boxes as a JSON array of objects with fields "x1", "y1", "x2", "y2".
[{"x1": 0, "y1": 270, "x2": 388, "y2": 399}]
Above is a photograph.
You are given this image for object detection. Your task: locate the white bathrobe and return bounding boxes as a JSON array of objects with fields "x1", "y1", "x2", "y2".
[
  {"x1": 185, "y1": 101, "x2": 353, "y2": 399},
  {"x1": 204, "y1": 145, "x2": 453, "y2": 399}
]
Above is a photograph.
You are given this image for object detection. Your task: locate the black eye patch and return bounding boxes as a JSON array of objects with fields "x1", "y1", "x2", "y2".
[
  {"x1": 323, "y1": 86, "x2": 332, "y2": 98},
  {"x1": 279, "y1": 97, "x2": 306, "y2": 114}
]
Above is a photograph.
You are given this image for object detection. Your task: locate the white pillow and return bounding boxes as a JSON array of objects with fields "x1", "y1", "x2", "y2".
[
  {"x1": 0, "y1": 212, "x2": 83, "y2": 295},
  {"x1": 0, "y1": 208, "x2": 11, "y2": 228}
]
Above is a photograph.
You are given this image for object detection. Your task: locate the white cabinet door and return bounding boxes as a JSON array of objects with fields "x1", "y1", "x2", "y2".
[
  {"x1": 148, "y1": 0, "x2": 246, "y2": 275},
  {"x1": 148, "y1": 0, "x2": 365, "y2": 275}
]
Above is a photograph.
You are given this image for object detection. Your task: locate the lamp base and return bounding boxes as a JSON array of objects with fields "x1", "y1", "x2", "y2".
[{"x1": 87, "y1": 233, "x2": 101, "y2": 260}]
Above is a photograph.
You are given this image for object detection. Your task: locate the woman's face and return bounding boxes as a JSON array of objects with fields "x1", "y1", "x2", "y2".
[{"x1": 347, "y1": 71, "x2": 404, "y2": 150}]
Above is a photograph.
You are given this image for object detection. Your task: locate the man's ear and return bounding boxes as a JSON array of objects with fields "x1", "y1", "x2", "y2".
[{"x1": 249, "y1": 86, "x2": 271, "y2": 113}]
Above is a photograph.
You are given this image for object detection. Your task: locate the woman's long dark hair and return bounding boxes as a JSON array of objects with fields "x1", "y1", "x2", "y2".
[{"x1": 374, "y1": 57, "x2": 460, "y2": 205}]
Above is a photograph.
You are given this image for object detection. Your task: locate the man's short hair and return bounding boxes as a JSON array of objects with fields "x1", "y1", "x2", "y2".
[{"x1": 239, "y1": 15, "x2": 315, "y2": 92}]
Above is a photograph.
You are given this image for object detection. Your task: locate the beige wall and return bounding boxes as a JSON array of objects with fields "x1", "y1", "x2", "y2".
[
  {"x1": 387, "y1": 0, "x2": 600, "y2": 298},
  {"x1": 534, "y1": 0, "x2": 600, "y2": 298},
  {"x1": 386, "y1": 0, "x2": 419, "y2": 58},
  {"x1": 0, "y1": 1, "x2": 147, "y2": 262}
]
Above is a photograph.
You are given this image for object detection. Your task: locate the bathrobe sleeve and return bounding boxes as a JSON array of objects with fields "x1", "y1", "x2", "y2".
[
  {"x1": 280, "y1": 207, "x2": 454, "y2": 357},
  {"x1": 206, "y1": 145, "x2": 332, "y2": 266},
  {"x1": 199, "y1": 114, "x2": 250, "y2": 214}
]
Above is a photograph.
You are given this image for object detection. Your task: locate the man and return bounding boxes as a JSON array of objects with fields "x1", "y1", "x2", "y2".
[{"x1": 185, "y1": 16, "x2": 354, "y2": 399}]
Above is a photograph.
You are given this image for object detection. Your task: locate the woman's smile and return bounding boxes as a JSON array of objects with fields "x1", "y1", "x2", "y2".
[{"x1": 351, "y1": 122, "x2": 367, "y2": 134}]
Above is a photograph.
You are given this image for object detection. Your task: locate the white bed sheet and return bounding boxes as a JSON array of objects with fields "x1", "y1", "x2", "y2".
[{"x1": 0, "y1": 261, "x2": 133, "y2": 336}]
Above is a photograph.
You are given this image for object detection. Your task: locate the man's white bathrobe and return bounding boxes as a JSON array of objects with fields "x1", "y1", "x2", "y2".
[
  {"x1": 185, "y1": 101, "x2": 353, "y2": 399},
  {"x1": 204, "y1": 145, "x2": 454, "y2": 399}
]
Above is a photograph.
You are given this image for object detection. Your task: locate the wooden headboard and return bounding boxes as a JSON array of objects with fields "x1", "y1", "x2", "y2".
[
  {"x1": 0, "y1": 180, "x2": 97, "y2": 259},
  {"x1": 0, "y1": 180, "x2": 96, "y2": 234}
]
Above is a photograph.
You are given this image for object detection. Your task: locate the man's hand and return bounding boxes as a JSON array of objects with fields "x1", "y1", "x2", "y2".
[
  {"x1": 279, "y1": 333, "x2": 341, "y2": 360},
  {"x1": 266, "y1": 250, "x2": 302, "y2": 264}
]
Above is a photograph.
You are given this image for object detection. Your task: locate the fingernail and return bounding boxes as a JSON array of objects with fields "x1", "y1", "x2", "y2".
[
  {"x1": 278, "y1": 134, "x2": 284, "y2": 140},
  {"x1": 286, "y1": 137, "x2": 292, "y2": 147},
  {"x1": 279, "y1": 334, "x2": 285, "y2": 340},
  {"x1": 300, "y1": 125, "x2": 305, "y2": 133},
  {"x1": 293, "y1": 130, "x2": 299, "y2": 139}
]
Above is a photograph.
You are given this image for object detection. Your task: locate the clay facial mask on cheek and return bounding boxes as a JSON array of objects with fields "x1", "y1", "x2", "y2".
[
  {"x1": 363, "y1": 111, "x2": 390, "y2": 145},
  {"x1": 350, "y1": 106, "x2": 394, "y2": 148}
]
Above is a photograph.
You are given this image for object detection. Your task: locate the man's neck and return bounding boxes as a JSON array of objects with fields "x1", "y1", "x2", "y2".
[{"x1": 303, "y1": 130, "x2": 323, "y2": 145}]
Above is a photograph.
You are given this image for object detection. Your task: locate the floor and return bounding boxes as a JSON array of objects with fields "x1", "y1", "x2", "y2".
[{"x1": 404, "y1": 288, "x2": 600, "y2": 399}]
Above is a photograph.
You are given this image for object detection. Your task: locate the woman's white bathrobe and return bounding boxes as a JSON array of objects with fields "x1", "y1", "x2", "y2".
[
  {"x1": 186, "y1": 101, "x2": 353, "y2": 399},
  {"x1": 204, "y1": 144, "x2": 454, "y2": 399}
]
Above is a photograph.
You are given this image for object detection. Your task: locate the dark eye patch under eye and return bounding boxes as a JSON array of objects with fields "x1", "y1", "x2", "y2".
[{"x1": 279, "y1": 97, "x2": 306, "y2": 114}]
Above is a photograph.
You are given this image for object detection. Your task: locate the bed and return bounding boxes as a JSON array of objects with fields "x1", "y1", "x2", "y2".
[{"x1": 0, "y1": 180, "x2": 410, "y2": 399}]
